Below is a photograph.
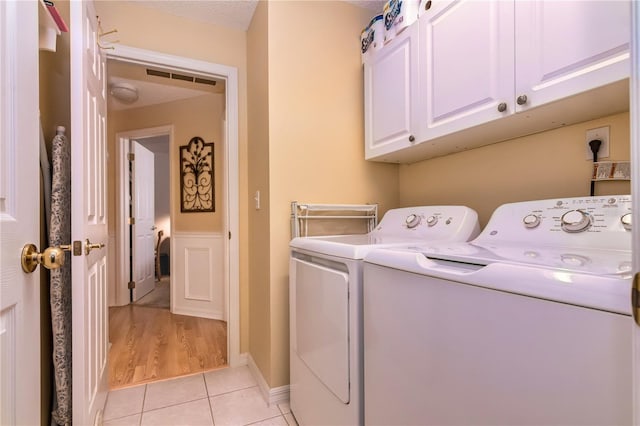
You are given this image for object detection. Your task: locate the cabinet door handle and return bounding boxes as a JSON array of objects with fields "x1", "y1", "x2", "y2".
[
  {"x1": 517, "y1": 94, "x2": 528, "y2": 105},
  {"x1": 409, "y1": 135, "x2": 416, "y2": 142},
  {"x1": 497, "y1": 102, "x2": 507, "y2": 112}
]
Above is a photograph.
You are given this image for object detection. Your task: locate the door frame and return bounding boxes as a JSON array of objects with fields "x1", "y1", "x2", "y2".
[
  {"x1": 115, "y1": 125, "x2": 173, "y2": 306},
  {"x1": 108, "y1": 45, "x2": 241, "y2": 367}
]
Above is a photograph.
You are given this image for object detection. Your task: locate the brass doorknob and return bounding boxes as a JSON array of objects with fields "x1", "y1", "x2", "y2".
[
  {"x1": 85, "y1": 239, "x2": 105, "y2": 255},
  {"x1": 21, "y1": 243, "x2": 71, "y2": 273}
]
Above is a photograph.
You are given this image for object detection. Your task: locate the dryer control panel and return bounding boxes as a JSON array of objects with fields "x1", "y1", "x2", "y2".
[
  {"x1": 476, "y1": 195, "x2": 631, "y2": 251},
  {"x1": 374, "y1": 205, "x2": 481, "y2": 241}
]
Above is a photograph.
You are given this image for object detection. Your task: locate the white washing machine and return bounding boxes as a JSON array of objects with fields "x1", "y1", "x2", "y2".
[
  {"x1": 363, "y1": 195, "x2": 633, "y2": 426},
  {"x1": 289, "y1": 206, "x2": 480, "y2": 425}
]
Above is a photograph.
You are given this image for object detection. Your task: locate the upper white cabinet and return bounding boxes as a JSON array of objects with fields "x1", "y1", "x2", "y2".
[
  {"x1": 365, "y1": 0, "x2": 631, "y2": 163},
  {"x1": 364, "y1": 22, "x2": 419, "y2": 159},
  {"x1": 418, "y1": 0, "x2": 514, "y2": 141},
  {"x1": 514, "y1": 0, "x2": 630, "y2": 111}
]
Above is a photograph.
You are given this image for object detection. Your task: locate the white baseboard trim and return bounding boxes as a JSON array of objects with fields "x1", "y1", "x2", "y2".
[
  {"x1": 237, "y1": 352, "x2": 249, "y2": 367},
  {"x1": 246, "y1": 353, "x2": 290, "y2": 407}
]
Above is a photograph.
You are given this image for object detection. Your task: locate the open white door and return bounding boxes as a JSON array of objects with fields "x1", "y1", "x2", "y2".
[
  {"x1": 0, "y1": 1, "x2": 40, "y2": 424},
  {"x1": 132, "y1": 140, "x2": 156, "y2": 300},
  {"x1": 70, "y1": 1, "x2": 109, "y2": 424},
  {"x1": 632, "y1": 2, "x2": 640, "y2": 424}
]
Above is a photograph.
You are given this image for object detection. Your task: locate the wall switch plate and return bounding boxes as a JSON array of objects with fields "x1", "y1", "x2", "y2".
[
  {"x1": 254, "y1": 190, "x2": 260, "y2": 210},
  {"x1": 585, "y1": 126, "x2": 610, "y2": 160}
]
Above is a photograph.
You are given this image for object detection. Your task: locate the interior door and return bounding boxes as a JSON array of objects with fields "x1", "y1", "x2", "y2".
[
  {"x1": 70, "y1": 1, "x2": 109, "y2": 424},
  {"x1": 132, "y1": 140, "x2": 156, "y2": 300},
  {"x1": 0, "y1": 1, "x2": 40, "y2": 424},
  {"x1": 631, "y1": 2, "x2": 640, "y2": 424}
]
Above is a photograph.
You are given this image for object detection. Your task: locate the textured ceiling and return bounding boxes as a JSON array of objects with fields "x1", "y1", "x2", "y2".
[{"x1": 132, "y1": 0, "x2": 387, "y2": 31}]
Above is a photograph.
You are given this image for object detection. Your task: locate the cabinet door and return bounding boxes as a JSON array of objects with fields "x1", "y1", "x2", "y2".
[
  {"x1": 515, "y1": 0, "x2": 630, "y2": 112},
  {"x1": 364, "y1": 22, "x2": 419, "y2": 161},
  {"x1": 418, "y1": 0, "x2": 514, "y2": 141}
]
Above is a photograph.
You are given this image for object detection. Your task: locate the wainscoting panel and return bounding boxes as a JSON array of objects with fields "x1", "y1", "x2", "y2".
[{"x1": 173, "y1": 232, "x2": 225, "y2": 320}]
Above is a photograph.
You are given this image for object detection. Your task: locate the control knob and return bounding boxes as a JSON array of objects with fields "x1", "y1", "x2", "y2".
[
  {"x1": 405, "y1": 214, "x2": 421, "y2": 229},
  {"x1": 560, "y1": 254, "x2": 589, "y2": 267},
  {"x1": 426, "y1": 215, "x2": 438, "y2": 227},
  {"x1": 621, "y1": 213, "x2": 632, "y2": 231},
  {"x1": 522, "y1": 214, "x2": 541, "y2": 229},
  {"x1": 560, "y1": 210, "x2": 591, "y2": 233}
]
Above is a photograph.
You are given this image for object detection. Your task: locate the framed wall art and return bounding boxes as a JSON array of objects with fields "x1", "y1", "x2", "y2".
[{"x1": 180, "y1": 136, "x2": 215, "y2": 213}]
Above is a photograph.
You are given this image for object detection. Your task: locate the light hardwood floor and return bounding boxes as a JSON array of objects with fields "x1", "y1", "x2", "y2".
[{"x1": 109, "y1": 305, "x2": 227, "y2": 389}]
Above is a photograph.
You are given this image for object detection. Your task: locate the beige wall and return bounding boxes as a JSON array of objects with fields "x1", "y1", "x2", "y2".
[
  {"x1": 95, "y1": 0, "x2": 251, "y2": 352},
  {"x1": 259, "y1": 1, "x2": 400, "y2": 387},
  {"x1": 399, "y1": 112, "x2": 631, "y2": 227},
  {"x1": 247, "y1": 0, "x2": 272, "y2": 383},
  {"x1": 107, "y1": 94, "x2": 225, "y2": 233}
]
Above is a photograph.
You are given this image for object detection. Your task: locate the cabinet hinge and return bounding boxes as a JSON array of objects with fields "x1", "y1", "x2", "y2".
[
  {"x1": 128, "y1": 281, "x2": 136, "y2": 289},
  {"x1": 128, "y1": 217, "x2": 135, "y2": 225},
  {"x1": 128, "y1": 153, "x2": 135, "y2": 161},
  {"x1": 228, "y1": 231, "x2": 231, "y2": 240}
]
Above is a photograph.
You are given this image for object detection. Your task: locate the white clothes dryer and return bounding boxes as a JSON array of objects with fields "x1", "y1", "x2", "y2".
[
  {"x1": 363, "y1": 196, "x2": 633, "y2": 426},
  {"x1": 289, "y1": 206, "x2": 480, "y2": 426}
]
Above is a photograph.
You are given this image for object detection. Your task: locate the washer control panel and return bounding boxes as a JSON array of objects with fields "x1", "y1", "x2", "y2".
[{"x1": 479, "y1": 195, "x2": 632, "y2": 251}]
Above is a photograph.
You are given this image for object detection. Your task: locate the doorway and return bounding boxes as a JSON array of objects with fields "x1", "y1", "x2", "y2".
[
  {"x1": 105, "y1": 46, "x2": 241, "y2": 388},
  {"x1": 134, "y1": 134, "x2": 170, "y2": 308},
  {"x1": 119, "y1": 129, "x2": 171, "y2": 308}
]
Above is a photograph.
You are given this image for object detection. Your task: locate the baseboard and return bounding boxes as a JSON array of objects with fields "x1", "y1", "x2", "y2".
[
  {"x1": 246, "y1": 353, "x2": 290, "y2": 407},
  {"x1": 171, "y1": 306, "x2": 224, "y2": 321},
  {"x1": 237, "y1": 352, "x2": 249, "y2": 366}
]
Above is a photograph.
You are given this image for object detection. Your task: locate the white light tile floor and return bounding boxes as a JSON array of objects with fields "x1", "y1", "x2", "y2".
[{"x1": 104, "y1": 366, "x2": 297, "y2": 426}]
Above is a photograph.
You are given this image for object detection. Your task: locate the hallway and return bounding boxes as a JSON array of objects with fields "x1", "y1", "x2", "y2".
[{"x1": 109, "y1": 305, "x2": 227, "y2": 389}]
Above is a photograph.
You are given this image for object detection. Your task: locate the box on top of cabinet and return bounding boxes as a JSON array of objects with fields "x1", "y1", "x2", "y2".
[
  {"x1": 361, "y1": 14, "x2": 384, "y2": 63},
  {"x1": 382, "y1": 0, "x2": 420, "y2": 43}
]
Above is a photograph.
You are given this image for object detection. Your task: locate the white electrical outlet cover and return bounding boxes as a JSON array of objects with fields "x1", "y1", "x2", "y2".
[{"x1": 585, "y1": 126, "x2": 610, "y2": 159}]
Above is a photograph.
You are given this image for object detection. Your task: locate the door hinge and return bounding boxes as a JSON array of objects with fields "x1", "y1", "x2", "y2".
[
  {"x1": 128, "y1": 217, "x2": 135, "y2": 225},
  {"x1": 229, "y1": 231, "x2": 231, "y2": 240},
  {"x1": 72, "y1": 240, "x2": 83, "y2": 256},
  {"x1": 128, "y1": 153, "x2": 135, "y2": 161},
  {"x1": 632, "y1": 273, "x2": 640, "y2": 326},
  {"x1": 128, "y1": 281, "x2": 136, "y2": 289}
]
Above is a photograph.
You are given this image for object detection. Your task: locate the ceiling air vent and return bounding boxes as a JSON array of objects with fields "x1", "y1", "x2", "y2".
[
  {"x1": 171, "y1": 73, "x2": 192, "y2": 82},
  {"x1": 194, "y1": 77, "x2": 217, "y2": 86},
  {"x1": 146, "y1": 68, "x2": 217, "y2": 86},
  {"x1": 146, "y1": 69, "x2": 170, "y2": 78}
]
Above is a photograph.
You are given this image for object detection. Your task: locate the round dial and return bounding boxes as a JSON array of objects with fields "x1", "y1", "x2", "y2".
[
  {"x1": 560, "y1": 210, "x2": 591, "y2": 233},
  {"x1": 621, "y1": 213, "x2": 632, "y2": 231},
  {"x1": 426, "y1": 215, "x2": 438, "y2": 227},
  {"x1": 560, "y1": 254, "x2": 589, "y2": 267},
  {"x1": 405, "y1": 214, "x2": 421, "y2": 229},
  {"x1": 522, "y1": 214, "x2": 540, "y2": 229}
]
